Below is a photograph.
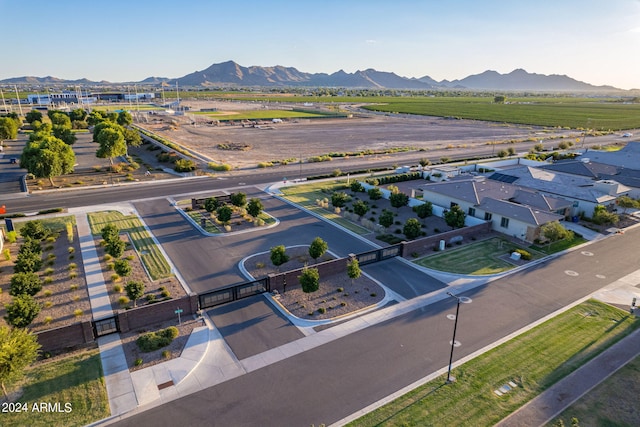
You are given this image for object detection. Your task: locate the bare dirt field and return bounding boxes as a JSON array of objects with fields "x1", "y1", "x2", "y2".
[{"x1": 138, "y1": 101, "x2": 574, "y2": 169}]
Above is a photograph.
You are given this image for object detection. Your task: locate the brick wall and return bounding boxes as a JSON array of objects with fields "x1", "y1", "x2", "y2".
[
  {"x1": 117, "y1": 294, "x2": 198, "y2": 333},
  {"x1": 401, "y1": 222, "x2": 492, "y2": 257},
  {"x1": 268, "y1": 257, "x2": 352, "y2": 293},
  {"x1": 36, "y1": 321, "x2": 94, "y2": 354}
]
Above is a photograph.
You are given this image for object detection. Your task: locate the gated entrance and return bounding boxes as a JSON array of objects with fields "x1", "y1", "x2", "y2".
[
  {"x1": 355, "y1": 244, "x2": 403, "y2": 265},
  {"x1": 199, "y1": 277, "x2": 269, "y2": 309},
  {"x1": 93, "y1": 315, "x2": 119, "y2": 337}
]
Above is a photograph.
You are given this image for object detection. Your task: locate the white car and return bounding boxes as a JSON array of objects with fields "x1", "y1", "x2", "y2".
[{"x1": 622, "y1": 133, "x2": 633, "y2": 137}]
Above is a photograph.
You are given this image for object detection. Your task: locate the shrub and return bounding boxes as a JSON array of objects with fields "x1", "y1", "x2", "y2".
[
  {"x1": 337, "y1": 287, "x2": 344, "y2": 293},
  {"x1": 44, "y1": 316, "x2": 53, "y2": 324},
  {"x1": 44, "y1": 267, "x2": 55, "y2": 276},
  {"x1": 3, "y1": 248, "x2": 10, "y2": 261},
  {"x1": 74, "y1": 309, "x2": 83, "y2": 317},
  {"x1": 318, "y1": 307, "x2": 326, "y2": 314},
  {"x1": 68, "y1": 262, "x2": 77, "y2": 270},
  {"x1": 70, "y1": 283, "x2": 79, "y2": 291},
  {"x1": 69, "y1": 271, "x2": 77, "y2": 279},
  {"x1": 146, "y1": 293, "x2": 156, "y2": 302},
  {"x1": 118, "y1": 296, "x2": 130, "y2": 306},
  {"x1": 370, "y1": 293, "x2": 377, "y2": 297},
  {"x1": 43, "y1": 277, "x2": 53, "y2": 284},
  {"x1": 135, "y1": 358, "x2": 143, "y2": 366},
  {"x1": 207, "y1": 162, "x2": 232, "y2": 171},
  {"x1": 174, "y1": 158, "x2": 197, "y2": 172},
  {"x1": 43, "y1": 289, "x2": 52, "y2": 297},
  {"x1": 111, "y1": 273, "x2": 121, "y2": 282},
  {"x1": 160, "y1": 289, "x2": 171, "y2": 298},
  {"x1": 162, "y1": 350, "x2": 171, "y2": 359},
  {"x1": 113, "y1": 284, "x2": 123, "y2": 293},
  {"x1": 136, "y1": 326, "x2": 179, "y2": 352},
  {"x1": 515, "y1": 248, "x2": 532, "y2": 260},
  {"x1": 6, "y1": 230, "x2": 17, "y2": 243}
]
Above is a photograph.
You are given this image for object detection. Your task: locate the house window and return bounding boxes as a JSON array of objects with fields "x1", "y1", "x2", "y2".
[
  {"x1": 468, "y1": 207, "x2": 476, "y2": 217},
  {"x1": 500, "y1": 217, "x2": 510, "y2": 228},
  {"x1": 484, "y1": 212, "x2": 492, "y2": 221}
]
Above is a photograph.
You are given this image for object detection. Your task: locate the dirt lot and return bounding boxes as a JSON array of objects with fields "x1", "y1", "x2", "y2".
[{"x1": 138, "y1": 101, "x2": 573, "y2": 169}]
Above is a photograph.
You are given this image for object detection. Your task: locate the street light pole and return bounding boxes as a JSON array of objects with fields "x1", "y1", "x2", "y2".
[{"x1": 446, "y1": 291, "x2": 462, "y2": 383}]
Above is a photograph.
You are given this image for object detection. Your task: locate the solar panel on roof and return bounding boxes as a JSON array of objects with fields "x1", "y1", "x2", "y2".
[{"x1": 488, "y1": 172, "x2": 519, "y2": 184}]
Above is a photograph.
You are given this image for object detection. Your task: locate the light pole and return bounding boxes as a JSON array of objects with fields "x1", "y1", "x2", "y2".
[{"x1": 446, "y1": 291, "x2": 462, "y2": 384}]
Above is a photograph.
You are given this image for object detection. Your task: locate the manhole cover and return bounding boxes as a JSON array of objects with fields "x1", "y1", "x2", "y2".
[
  {"x1": 450, "y1": 340, "x2": 461, "y2": 347},
  {"x1": 447, "y1": 314, "x2": 457, "y2": 320},
  {"x1": 565, "y1": 270, "x2": 579, "y2": 276}
]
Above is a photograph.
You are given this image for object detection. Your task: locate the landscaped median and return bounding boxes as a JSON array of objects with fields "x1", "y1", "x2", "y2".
[{"x1": 346, "y1": 299, "x2": 640, "y2": 426}]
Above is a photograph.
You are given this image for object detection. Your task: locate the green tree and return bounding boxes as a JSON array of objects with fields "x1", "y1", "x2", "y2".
[
  {"x1": 69, "y1": 108, "x2": 87, "y2": 123},
  {"x1": 20, "y1": 220, "x2": 50, "y2": 240},
  {"x1": 617, "y1": 195, "x2": 638, "y2": 214},
  {"x1": 0, "y1": 117, "x2": 19, "y2": 141},
  {"x1": 87, "y1": 110, "x2": 106, "y2": 126},
  {"x1": 25, "y1": 110, "x2": 43, "y2": 124},
  {"x1": 96, "y1": 126, "x2": 126, "y2": 167},
  {"x1": 52, "y1": 125, "x2": 77, "y2": 145},
  {"x1": 19, "y1": 238, "x2": 42, "y2": 255},
  {"x1": 494, "y1": 95, "x2": 507, "y2": 103},
  {"x1": 403, "y1": 218, "x2": 422, "y2": 240},
  {"x1": 0, "y1": 326, "x2": 40, "y2": 399},
  {"x1": 331, "y1": 191, "x2": 350, "y2": 208},
  {"x1": 419, "y1": 158, "x2": 431, "y2": 167},
  {"x1": 309, "y1": 237, "x2": 328, "y2": 261},
  {"x1": 352, "y1": 200, "x2": 369, "y2": 218},
  {"x1": 270, "y1": 245, "x2": 289, "y2": 271},
  {"x1": 299, "y1": 266, "x2": 320, "y2": 298},
  {"x1": 230, "y1": 192, "x2": 247, "y2": 207},
  {"x1": 203, "y1": 197, "x2": 220, "y2": 213},
  {"x1": 20, "y1": 135, "x2": 76, "y2": 186},
  {"x1": 114, "y1": 259, "x2": 132, "y2": 278},
  {"x1": 507, "y1": 147, "x2": 516, "y2": 156},
  {"x1": 117, "y1": 110, "x2": 133, "y2": 127},
  {"x1": 387, "y1": 185, "x2": 399, "y2": 195},
  {"x1": 444, "y1": 205, "x2": 466, "y2": 229},
  {"x1": 14, "y1": 248, "x2": 42, "y2": 274},
  {"x1": 413, "y1": 202, "x2": 433, "y2": 223},
  {"x1": 101, "y1": 224, "x2": 120, "y2": 243},
  {"x1": 9, "y1": 272, "x2": 43, "y2": 296},
  {"x1": 347, "y1": 258, "x2": 361, "y2": 285},
  {"x1": 247, "y1": 198, "x2": 264, "y2": 218},
  {"x1": 379, "y1": 210, "x2": 394, "y2": 229},
  {"x1": 125, "y1": 280, "x2": 144, "y2": 307},
  {"x1": 541, "y1": 221, "x2": 574, "y2": 244},
  {"x1": 389, "y1": 192, "x2": 409, "y2": 211},
  {"x1": 105, "y1": 239, "x2": 126, "y2": 258},
  {"x1": 216, "y1": 205, "x2": 233, "y2": 224},
  {"x1": 368, "y1": 187, "x2": 383, "y2": 200},
  {"x1": 350, "y1": 181, "x2": 364, "y2": 193},
  {"x1": 533, "y1": 143, "x2": 545, "y2": 152},
  {"x1": 4, "y1": 294, "x2": 41, "y2": 328},
  {"x1": 122, "y1": 127, "x2": 142, "y2": 152},
  {"x1": 497, "y1": 149, "x2": 508, "y2": 158}
]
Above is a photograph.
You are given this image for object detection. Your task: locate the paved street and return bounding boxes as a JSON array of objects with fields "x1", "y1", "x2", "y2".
[{"x1": 110, "y1": 225, "x2": 640, "y2": 427}]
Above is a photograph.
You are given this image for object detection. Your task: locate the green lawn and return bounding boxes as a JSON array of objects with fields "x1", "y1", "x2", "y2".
[
  {"x1": 549, "y1": 354, "x2": 640, "y2": 426},
  {"x1": 280, "y1": 181, "x2": 371, "y2": 235},
  {"x1": 2, "y1": 350, "x2": 109, "y2": 427},
  {"x1": 414, "y1": 238, "x2": 543, "y2": 275},
  {"x1": 349, "y1": 300, "x2": 640, "y2": 427},
  {"x1": 87, "y1": 211, "x2": 172, "y2": 280},
  {"x1": 14, "y1": 216, "x2": 76, "y2": 234},
  {"x1": 530, "y1": 235, "x2": 588, "y2": 255}
]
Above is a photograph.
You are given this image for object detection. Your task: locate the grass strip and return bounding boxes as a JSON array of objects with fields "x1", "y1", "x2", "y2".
[
  {"x1": 87, "y1": 210, "x2": 172, "y2": 280},
  {"x1": 2, "y1": 350, "x2": 109, "y2": 427},
  {"x1": 348, "y1": 300, "x2": 640, "y2": 427}
]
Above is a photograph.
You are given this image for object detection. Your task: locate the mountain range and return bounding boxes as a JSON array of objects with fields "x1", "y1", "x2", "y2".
[{"x1": 0, "y1": 60, "x2": 623, "y2": 92}]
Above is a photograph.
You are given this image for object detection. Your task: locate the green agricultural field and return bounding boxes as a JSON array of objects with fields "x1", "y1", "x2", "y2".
[
  {"x1": 87, "y1": 210, "x2": 172, "y2": 280},
  {"x1": 414, "y1": 237, "x2": 543, "y2": 275},
  {"x1": 362, "y1": 97, "x2": 640, "y2": 130},
  {"x1": 2, "y1": 350, "x2": 109, "y2": 427},
  {"x1": 349, "y1": 300, "x2": 640, "y2": 427}
]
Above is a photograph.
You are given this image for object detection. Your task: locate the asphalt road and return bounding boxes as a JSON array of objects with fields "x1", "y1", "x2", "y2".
[{"x1": 113, "y1": 226, "x2": 640, "y2": 427}]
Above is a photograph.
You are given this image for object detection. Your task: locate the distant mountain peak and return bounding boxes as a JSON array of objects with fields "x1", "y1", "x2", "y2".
[{"x1": 0, "y1": 61, "x2": 624, "y2": 92}]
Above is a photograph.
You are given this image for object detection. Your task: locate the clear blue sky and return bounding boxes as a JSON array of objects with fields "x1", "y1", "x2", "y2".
[{"x1": 2, "y1": 0, "x2": 639, "y2": 89}]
